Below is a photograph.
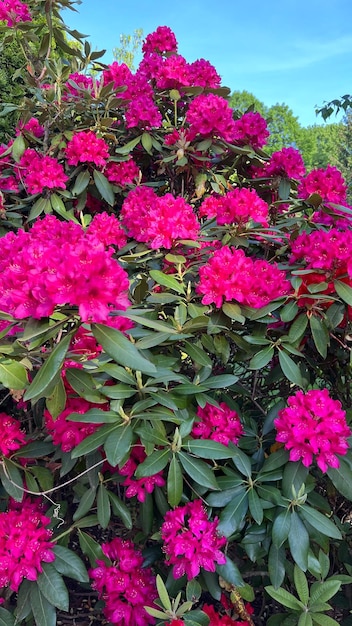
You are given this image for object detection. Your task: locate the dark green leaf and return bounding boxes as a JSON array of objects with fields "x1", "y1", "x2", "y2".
[
  {"x1": 135, "y1": 448, "x2": 170, "y2": 478},
  {"x1": 24, "y1": 334, "x2": 71, "y2": 401},
  {"x1": 268, "y1": 544, "x2": 286, "y2": 588},
  {"x1": 97, "y1": 484, "x2": 111, "y2": 529},
  {"x1": 334, "y1": 280, "x2": 352, "y2": 306},
  {"x1": 178, "y1": 451, "x2": 219, "y2": 490},
  {"x1": 300, "y1": 505, "x2": 342, "y2": 539},
  {"x1": 248, "y1": 488, "x2": 263, "y2": 524},
  {"x1": 183, "y1": 341, "x2": 212, "y2": 367},
  {"x1": 327, "y1": 459, "x2": 352, "y2": 501},
  {"x1": 45, "y1": 377, "x2": 66, "y2": 419},
  {"x1": 53, "y1": 545, "x2": 89, "y2": 582},
  {"x1": 218, "y1": 488, "x2": 248, "y2": 537},
  {"x1": 71, "y1": 423, "x2": 118, "y2": 458},
  {"x1": 72, "y1": 169, "x2": 90, "y2": 196},
  {"x1": 15, "y1": 580, "x2": 32, "y2": 622},
  {"x1": 205, "y1": 374, "x2": 239, "y2": 389},
  {"x1": 72, "y1": 487, "x2": 97, "y2": 521},
  {"x1": 65, "y1": 368, "x2": 105, "y2": 402},
  {"x1": 265, "y1": 586, "x2": 303, "y2": 611},
  {"x1": 150, "y1": 270, "x2": 185, "y2": 294},
  {"x1": 272, "y1": 509, "x2": 291, "y2": 548},
  {"x1": 288, "y1": 511, "x2": 309, "y2": 571},
  {"x1": 30, "y1": 584, "x2": 56, "y2": 626},
  {"x1": 0, "y1": 359, "x2": 28, "y2": 390},
  {"x1": 0, "y1": 458, "x2": 23, "y2": 501},
  {"x1": 108, "y1": 492, "x2": 133, "y2": 529},
  {"x1": 37, "y1": 562, "x2": 69, "y2": 611},
  {"x1": 104, "y1": 424, "x2": 133, "y2": 466},
  {"x1": 309, "y1": 316, "x2": 329, "y2": 359},
  {"x1": 92, "y1": 324, "x2": 156, "y2": 374},
  {"x1": 93, "y1": 169, "x2": 115, "y2": 205},
  {"x1": 78, "y1": 530, "x2": 106, "y2": 567},
  {"x1": 278, "y1": 349, "x2": 304, "y2": 388},
  {"x1": 186, "y1": 439, "x2": 232, "y2": 460},
  {"x1": 167, "y1": 455, "x2": 183, "y2": 507},
  {"x1": 294, "y1": 565, "x2": 309, "y2": 605},
  {"x1": 216, "y1": 555, "x2": 244, "y2": 587},
  {"x1": 249, "y1": 346, "x2": 274, "y2": 369}
]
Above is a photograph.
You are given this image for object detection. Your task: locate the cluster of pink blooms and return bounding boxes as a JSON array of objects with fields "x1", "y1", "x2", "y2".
[
  {"x1": 197, "y1": 246, "x2": 290, "y2": 308},
  {"x1": 274, "y1": 388, "x2": 351, "y2": 472},
  {"x1": 0, "y1": 503, "x2": 55, "y2": 591},
  {"x1": 86, "y1": 212, "x2": 127, "y2": 249},
  {"x1": 65, "y1": 72, "x2": 94, "y2": 98},
  {"x1": 290, "y1": 228, "x2": 352, "y2": 274},
  {"x1": 16, "y1": 117, "x2": 45, "y2": 138},
  {"x1": 121, "y1": 186, "x2": 200, "y2": 249},
  {"x1": 17, "y1": 148, "x2": 68, "y2": 195},
  {"x1": 142, "y1": 25, "x2": 178, "y2": 54},
  {"x1": 232, "y1": 112, "x2": 269, "y2": 149},
  {"x1": 161, "y1": 499, "x2": 226, "y2": 579},
  {"x1": 44, "y1": 397, "x2": 107, "y2": 452},
  {"x1": 261, "y1": 147, "x2": 306, "y2": 179},
  {"x1": 90, "y1": 537, "x2": 157, "y2": 626},
  {"x1": 0, "y1": 412, "x2": 26, "y2": 456},
  {"x1": 203, "y1": 603, "x2": 254, "y2": 626},
  {"x1": 186, "y1": 94, "x2": 237, "y2": 142},
  {"x1": 207, "y1": 187, "x2": 270, "y2": 227},
  {"x1": 104, "y1": 158, "x2": 141, "y2": 187},
  {"x1": 192, "y1": 402, "x2": 243, "y2": 446},
  {"x1": 298, "y1": 165, "x2": 347, "y2": 205},
  {"x1": 118, "y1": 444, "x2": 165, "y2": 502},
  {"x1": 65, "y1": 130, "x2": 110, "y2": 167},
  {"x1": 0, "y1": 0, "x2": 31, "y2": 26},
  {"x1": 0, "y1": 214, "x2": 130, "y2": 322}
]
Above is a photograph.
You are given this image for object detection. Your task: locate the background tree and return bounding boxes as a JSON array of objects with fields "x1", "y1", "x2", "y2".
[{"x1": 113, "y1": 28, "x2": 143, "y2": 71}]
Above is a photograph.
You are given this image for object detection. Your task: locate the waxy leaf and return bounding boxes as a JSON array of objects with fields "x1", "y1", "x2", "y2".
[
  {"x1": 24, "y1": 334, "x2": 72, "y2": 401},
  {"x1": 92, "y1": 323, "x2": 156, "y2": 374}
]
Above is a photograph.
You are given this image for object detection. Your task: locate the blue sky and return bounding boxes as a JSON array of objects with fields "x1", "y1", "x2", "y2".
[{"x1": 65, "y1": 0, "x2": 352, "y2": 127}]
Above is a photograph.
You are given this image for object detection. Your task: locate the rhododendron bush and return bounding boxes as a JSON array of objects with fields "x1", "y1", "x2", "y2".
[{"x1": 0, "y1": 2, "x2": 352, "y2": 626}]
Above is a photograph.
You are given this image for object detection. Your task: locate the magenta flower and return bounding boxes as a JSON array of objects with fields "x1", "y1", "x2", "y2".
[
  {"x1": 17, "y1": 148, "x2": 68, "y2": 195},
  {"x1": 232, "y1": 111, "x2": 269, "y2": 149},
  {"x1": 0, "y1": 0, "x2": 31, "y2": 26},
  {"x1": 65, "y1": 130, "x2": 110, "y2": 167},
  {"x1": 90, "y1": 537, "x2": 157, "y2": 626},
  {"x1": 44, "y1": 397, "x2": 108, "y2": 452},
  {"x1": 104, "y1": 158, "x2": 141, "y2": 187},
  {"x1": 118, "y1": 444, "x2": 165, "y2": 502},
  {"x1": 215, "y1": 187, "x2": 269, "y2": 228},
  {"x1": 298, "y1": 164, "x2": 347, "y2": 205},
  {"x1": 86, "y1": 212, "x2": 127, "y2": 249},
  {"x1": 142, "y1": 26, "x2": 178, "y2": 55},
  {"x1": 16, "y1": 117, "x2": 45, "y2": 138},
  {"x1": 0, "y1": 505, "x2": 55, "y2": 592},
  {"x1": 265, "y1": 147, "x2": 306, "y2": 179},
  {"x1": 192, "y1": 402, "x2": 243, "y2": 446},
  {"x1": 274, "y1": 388, "x2": 351, "y2": 473},
  {"x1": 0, "y1": 413, "x2": 26, "y2": 456},
  {"x1": 186, "y1": 94, "x2": 237, "y2": 142},
  {"x1": 161, "y1": 500, "x2": 226, "y2": 580}
]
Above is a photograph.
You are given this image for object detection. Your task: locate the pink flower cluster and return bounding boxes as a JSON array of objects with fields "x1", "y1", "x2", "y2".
[
  {"x1": 90, "y1": 537, "x2": 157, "y2": 626},
  {"x1": 17, "y1": 148, "x2": 68, "y2": 195},
  {"x1": 0, "y1": 504, "x2": 55, "y2": 591},
  {"x1": 192, "y1": 402, "x2": 243, "y2": 446},
  {"x1": 0, "y1": 0, "x2": 31, "y2": 26},
  {"x1": 274, "y1": 388, "x2": 351, "y2": 472},
  {"x1": 161, "y1": 499, "x2": 226, "y2": 579},
  {"x1": 16, "y1": 117, "x2": 45, "y2": 138},
  {"x1": 186, "y1": 94, "x2": 237, "y2": 142},
  {"x1": 86, "y1": 212, "x2": 127, "y2": 249},
  {"x1": 118, "y1": 444, "x2": 165, "y2": 502},
  {"x1": 65, "y1": 130, "x2": 110, "y2": 167},
  {"x1": 121, "y1": 186, "x2": 200, "y2": 249},
  {"x1": 65, "y1": 72, "x2": 94, "y2": 98},
  {"x1": 0, "y1": 412, "x2": 26, "y2": 456},
  {"x1": 290, "y1": 228, "x2": 352, "y2": 273},
  {"x1": 44, "y1": 397, "x2": 107, "y2": 452},
  {"x1": 197, "y1": 245, "x2": 290, "y2": 308},
  {"x1": 0, "y1": 214, "x2": 130, "y2": 322},
  {"x1": 232, "y1": 112, "x2": 269, "y2": 149},
  {"x1": 298, "y1": 165, "x2": 347, "y2": 205},
  {"x1": 264, "y1": 147, "x2": 306, "y2": 179},
  {"x1": 203, "y1": 604, "x2": 254, "y2": 626},
  {"x1": 214, "y1": 187, "x2": 269, "y2": 227},
  {"x1": 104, "y1": 158, "x2": 141, "y2": 187},
  {"x1": 142, "y1": 25, "x2": 178, "y2": 55}
]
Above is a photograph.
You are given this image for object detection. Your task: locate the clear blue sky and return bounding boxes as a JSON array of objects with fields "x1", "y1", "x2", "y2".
[{"x1": 65, "y1": 0, "x2": 352, "y2": 127}]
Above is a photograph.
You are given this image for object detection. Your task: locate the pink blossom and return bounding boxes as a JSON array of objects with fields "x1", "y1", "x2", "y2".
[
  {"x1": 290, "y1": 228, "x2": 352, "y2": 273},
  {"x1": 65, "y1": 72, "x2": 94, "y2": 98},
  {"x1": 298, "y1": 165, "x2": 347, "y2": 205},
  {"x1": 232, "y1": 112, "x2": 269, "y2": 149},
  {"x1": 0, "y1": 0, "x2": 31, "y2": 26},
  {"x1": 161, "y1": 499, "x2": 226, "y2": 580},
  {"x1": 155, "y1": 54, "x2": 190, "y2": 89},
  {"x1": 121, "y1": 186, "x2": 200, "y2": 248},
  {"x1": 16, "y1": 148, "x2": 68, "y2": 195},
  {"x1": 44, "y1": 397, "x2": 107, "y2": 452},
  {"x1": 0, "y1": 413, "x2": 26, "y2": 455},
  {"x1": 197, "y1": 245, "x2": 290, "y2": 308},
  {"x1": 192, "y1": 402, "x2": 243, "y2": 446},
  {"x1": 118, "y1": 444, "x2": 165, "y2": 502},
  {"x1": 188, "y1": 59, "x2": 221, "y2": 88},
  {"x1": 102, "y1": 61, "x2": 133, "y2": 91},
  {"x1": 16, "y1": 117, "x2": 45, "y2": 138},
  {"x1": 275, "y1": 389, "x2": 351, "y2": 473},
  {"x1": 186, "y1": 94, "x2": 237, "y2": 142},
  {"x1": 216, "y1": 187, "x2": 269, "y2": 227},
  {"x1": 0, "y1": 505, "x2": 55, "y2": 592},
  {"x1": 142, "y1": 26, "x2": 178, "y2": 55},
  {"x1": 264, "y1": 147, "x2": 306, "y2": 179},
  {"x1": 65, "y1": 130, "x2": 110, "y2": 167},
  {"x1": 90, "y1": 537, "x2": 157, "y2": 626},
  {"x1": 125, "y1": 96, "x2": 162, "y2": 130},
  {"x1": 104, "y1": 158, "x2": 141, "y2": 187},
  {"x1": 86, "y1": 212, "x2": 127, "y2": 249}
]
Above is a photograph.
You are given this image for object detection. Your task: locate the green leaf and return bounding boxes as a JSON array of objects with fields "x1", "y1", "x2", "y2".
[
  {"x1": 204, "y1": 374, "x2": 238, "y2": 389},
  {"x1": 216, "y1": 556, "x2": 244, "y2": 587},
  {"x1": 150, "y1": 270, "x2": 185, "y2": 294},
  {"x1": 310, "y1": 614, "x2": 340, "y2": 626},
  {"x1": 265, "y1": 586, "x2": 303, "y2": 611},
  {"x1": 45, "y1": 377, "x2": 66, "y2": 419},
  {"x1": 334, "y1": 280, "x2": 352, "y2": 305},
  {"x1": 310, "y1": 580, "x2": 342, "y2": 604},
  {"x1": 37, "y1": 562, "x2": 69, "y2": 611},
  {"x1": 15, "y1": 580, "x2": 32, "y2": 622},
  {"x1": 186, "y1": 580, "x2": 202, "y2": 603},
  {"x1": 268, "y1": 544, "x2": 286, "y2": 589},
  {"x1": 91, "y1": 323, "x2": 156, "y2": 375},
  {"x1": 249, "y1": 346, "x2": 274, "y2": 369},
  {"x1": 104, "y1": 424, "x2": 133, "y2": 466},
  {"x1": 119, "y1": 312, "x2": 178, "y2": 333},
  {"x1": 0, "y1": 359, "x2": 28, "y2": 390},
  {"x1": 294, "y1": 565, "x2": 309, "y2": 605},
  {"x1": 135, "y1": 448, "x2": 170, "y2": 478},
  {"x1": 65, "y1": 368, "x2": 105, "y2": 402},
  {"x1": 222, "y1": 302, "x2": 245, "y2": 323},
  {"x1": 67, "y1": 409, "x2": 120, "y2": 424},
  {"x1": 183, "y1": 341, "x2": 212, "y2": 367},
  {"x1": 186, "y1": 439, "x2": 232, "y2": 460},
  {"x1": 115, "y1": 135, "x2": 141, "y2": 154},
  {"x1": 178, "y1": 451, "x2": 219, "y2": 490},
  {"x1": 156, "y1": 574, "x2": 172, "y2": 611},
  {"x1": 72, "y1": 169, "x2": 91, "y2": 196},
  {"x1": 52, "y1": 545, "x2": 89, "y2": 582},
  {"x1": 167, "y1": 455, "x2": 183, "y2": 507},
  {"x1": 108, "y1": 491, "x2": 133, "y2": 529},
  {"x1": 327, "y1": 459, "x2": 352, "y2": 501},
  {"x1": 278, "y1": 349, "x2": 304, "y2": 388},
  {"x1": 298, "y1": 614, "x2": 313, "y2": 626},
  {"x1": 141, "y1": 132, "x2": 153, "y2": 153},
  {"x1": 289, "y1": 314, "x2": 308, "y2": 342},
  {"x1": 0, "y1": 458, "x2": 23, "y2": 501},
  {"x1": 288, "y1": 511, "x2": 309, "y2": 571},
  {"x1": 282, "y1": 462, "x2": 308, "y2": 498},
  {"x1": 300, "y1": 505, "x2": 342, "y2": 539},
  {"x1": 248, "y1": 488, "x2": 263, "y2": 524},
  {"x1": 0, "y1": 608, "x2": 15, "y2": 626},
  {"x1": 11, "y1": 134, "x2": 26, "y2": 162},
  {"x1": 218, "y1": 487, "x2": 248, "y2": 537},
  {"x1": 231, "y1": 447, "x2": 252, "y2": 477},
  {"x1": 30, "y1": 584, "x2": 56, "y2": 626},
  {"x1": 93, "y1": 169, "x2": 115, "y2": 205},
  {"x1": 24, "y1": 334, "x2": 71, "y2": 401},
  {"x1": 71, "y1": 423, "x2": 118, "y2": 458},
  {"x1": 97, "y1": 484, "x2": 111, "y2": 529},
  {"x1": 309, "y1": 316, "x2": 329, "y2": 358},
  {"x1": 272, "y1": 509, "x2": 292, "y2": 548},
  {"x1": 78, "y1": 530, "x2": 106, "y2": 567}
]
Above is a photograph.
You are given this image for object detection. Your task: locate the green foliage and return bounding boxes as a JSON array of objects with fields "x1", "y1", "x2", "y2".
[{"x1": 113, "y1": 28, "x2": 143, "y2": 71}]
